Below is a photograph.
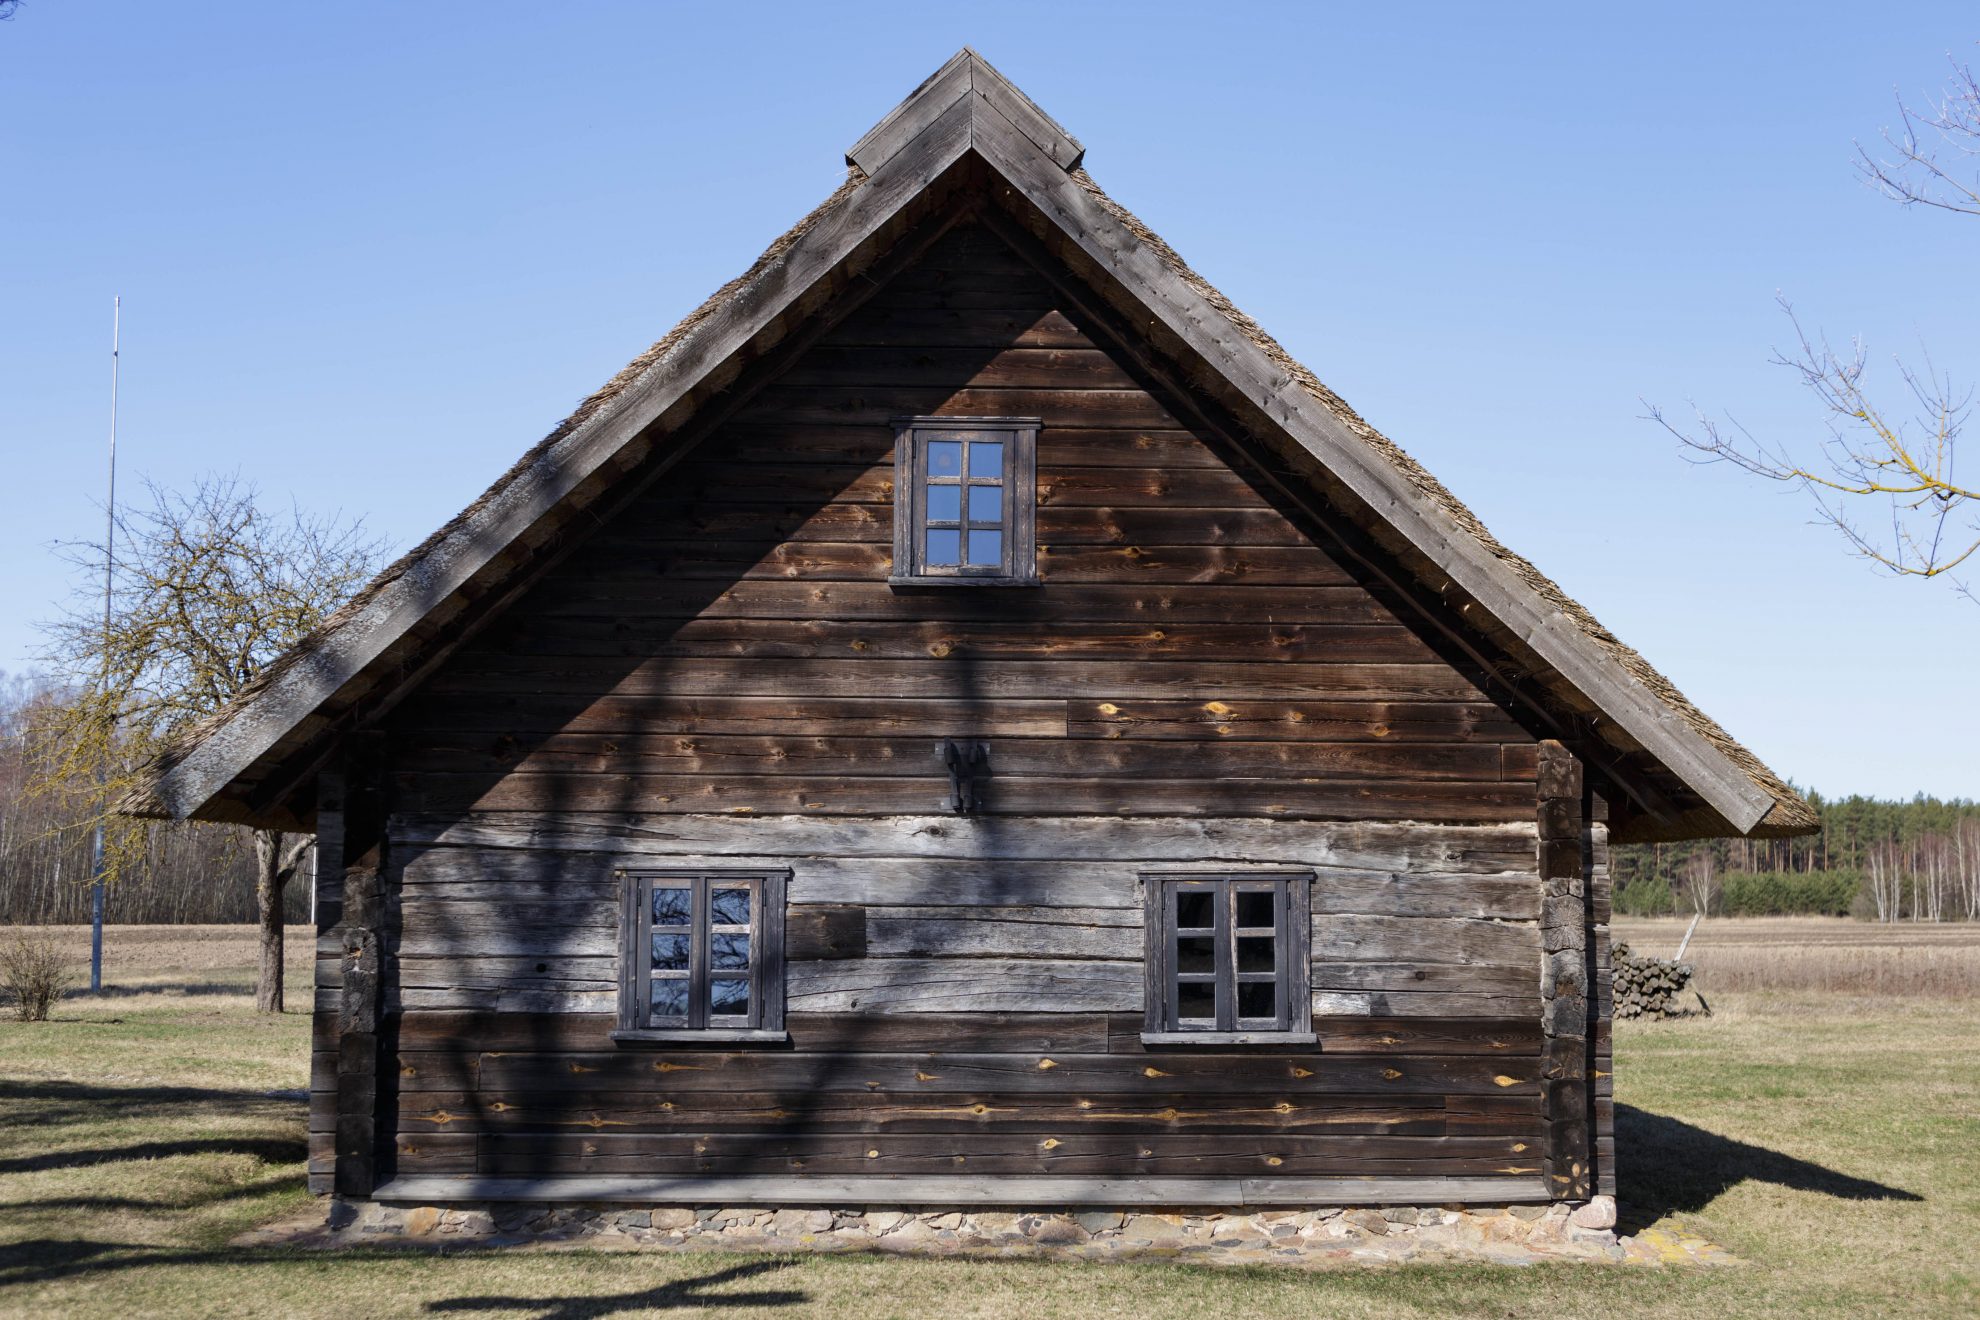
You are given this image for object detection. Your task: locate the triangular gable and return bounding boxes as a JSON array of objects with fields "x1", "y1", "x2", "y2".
[{"x1": 126, "y1": 49, "x2": 1814, "y2": 842}]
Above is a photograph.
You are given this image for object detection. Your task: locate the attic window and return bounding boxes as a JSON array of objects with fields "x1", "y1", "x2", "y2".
[{"x1": 890, "y1": 417, "x2": 1038, "y2": 586}]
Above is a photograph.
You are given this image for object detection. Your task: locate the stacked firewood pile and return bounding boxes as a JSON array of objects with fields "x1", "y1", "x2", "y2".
[{"x1": 1611, "y1": 941, "x2": 1697, "y2": 1019}]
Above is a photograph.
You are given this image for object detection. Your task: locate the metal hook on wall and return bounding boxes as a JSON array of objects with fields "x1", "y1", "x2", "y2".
[{"x1": 941, "y1": 739, "x2": 990, "y2": 815}]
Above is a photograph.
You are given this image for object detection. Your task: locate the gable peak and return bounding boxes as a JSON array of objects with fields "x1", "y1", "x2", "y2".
[{"x1": 847, "y1": 48, "x2": 1084, "y2": 177}]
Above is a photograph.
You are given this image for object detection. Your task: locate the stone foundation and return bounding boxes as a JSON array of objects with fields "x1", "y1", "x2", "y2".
[{"x1": 242, "y1": 1195, "x2": 1732, "y2": 1268}]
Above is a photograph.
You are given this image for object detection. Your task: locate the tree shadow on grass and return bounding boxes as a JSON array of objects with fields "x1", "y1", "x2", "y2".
[
  {"x1": 424, "y1": 1259, "x2": 807, "y2": 1319},
  {"x1": 1616, "y1": 1103, "x2": 1922, "y2": 1234},
  {"x1": 0, "y1": 1136, "x2": 305, "y2": 1177},
  {"x1": 77, "y1": 980, "x2": 253, "y2": 999},
  {"x1": 0, "y1": 1079, "x2": 302, "y2": 1129},
  {"x1": 0, "y1": 1245, "x2": 807, "y2": 1316}
]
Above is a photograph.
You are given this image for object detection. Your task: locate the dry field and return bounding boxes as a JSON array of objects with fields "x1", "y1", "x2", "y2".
[
  {"x1": 1614, "y1": 916, "x2": 1980, "y2": 998},
  {"x1": 0, "y1": 920, "x2": 1975, "y2": 1318}
]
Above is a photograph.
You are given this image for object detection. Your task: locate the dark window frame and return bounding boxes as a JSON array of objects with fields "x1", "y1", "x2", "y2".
[
  {"x1": 1141, "y1": 871, "x2": 1314, "y2": 1045},
  {"x1": 613, "y1": 868, "x2": 789, "y2": 1045},
  {"x1": 889, "y1": 416, "x2": 1039, "y2": 587}
]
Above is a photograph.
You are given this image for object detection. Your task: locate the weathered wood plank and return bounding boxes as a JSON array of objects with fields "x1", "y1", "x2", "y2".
[
  {"x1": 412, "y1": 1049, "x2": 1544, "y2": 1097},
  {"x1": 391, "y1": 815, "x2": 1540, "y2": 871},
  {"x1": 550, "y1": 543, "x2": 1363, "y2": 588},
  {"x1": 392, "y1": 773, "x2": 1538, "y2": 820},
  {"x1": 391, "y1": 1010, "x2": 1111, "y2": 1055},
  {"x1": 474, "y1": 1131, "x2": 1538, "y2": 1178},
  {"x1": 397, "y1": 695, "x2": 1070, "y2": 740},
  {"x1": 395, "y1": 736, "x2": 1508, "y2": 783},
  {"x1": 778, "y1": 346, "x2": 1139, "y2": 390},
  {"x1": 706, "y1": 424, "x2": 1231, "y2": 471},
  {"x1": 417, "y1": 656, "x2": 1487, "y2": 702},
  {"x1": 393, "y1": 848, "x2": 1536, "y2": 918},
  {"x1": 785, "y1": 958, "x2": 1142, "y2": 1013},
  {"x1": 864, "y1": 908, "x2": 1138, "y2": 960},
  {"x1": 823, "y1": 305, "x2": 1088, "y2": 349},
  {"x1": 478, "y1": 615, "x2": 1436, "y2": 665},
  {"x1": 520, "y1": 582, "x2": 1420, "y2": 627},
  {"x1": 371, "y1": 1173, "x2": 1553, "y2": 1206},
  {"x1": 1069, "y1": 699, "x2": 1528, "y2": 743},
  {"x1": 377, "y1": 1011, "x2": 1539, "y2": 1059},
  {"x1": 391, "y1": 1090, "x2": 1485, "y2": 1136},
  {"x1": 734, "y1": 386, "x2": 1183, "y2": 431}
]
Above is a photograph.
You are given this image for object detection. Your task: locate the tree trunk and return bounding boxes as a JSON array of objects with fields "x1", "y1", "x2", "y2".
[{"x1": 255, "y1": 828, "x2": 286, "y2": 1014}]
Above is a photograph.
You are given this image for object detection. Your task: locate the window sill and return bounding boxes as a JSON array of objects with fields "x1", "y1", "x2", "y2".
[
  {"x1": 887, "y1": 575, "x2": 1040, "y2": 589},
  {"x1": 610, "y1": 1029, "x2": 790, "y2": 1047},
  {"x1": 1139, "y1": 1031, "x2": 1319, "y2": 1047}
]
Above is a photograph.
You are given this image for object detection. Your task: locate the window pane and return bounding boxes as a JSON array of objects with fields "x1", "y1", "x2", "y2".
[
  {"x1": 1175, "y1": 891, "x2": 1214, "y2": 929},
  {"x1": 1237, "y1": 935, "x2": 1276, "y2": 974},
  {"x1": 1175, "y1": 935, "x2": 1215, "y2": 974},
  {"x1": 651, "y1": 885, "x2": 691, "y2": 926},
  {"x1": 711, "y1": 931, "x2": 751, "y2": 970},
  {"x1": 967, "y1": 441, "x2": 1004, "y2": 479},
  {"x1": 925, "y1": 484, "x2": 961, "y2": 522},
  {"x1": 650, "y1": 932, "x2": 690, "y2": 972},
  {"x1": 1236, "y1": 891, "x2": 1276, "y2": 929},
  {"x1": 711, "y1": 887, "x2": 753, "y2": 926},
  {"x1": 927, "y1": 441, "x2": 963, "y2": 477},
  {"x1": 965, "y1": 529, "x2": 1002, "y2": 567},
  {"x1": 649, "y1": 977, "x2": 689, "y2": 1019},
  {"x1": 1237, "y1": 981, "x2": 1278, "y2": 1020},
  {"x1": 925, "y1": 527, "x2": 961, "y2": 566},
  {"x1": 710, "y1": 977, "x2": 750, "y2": 1017},
  {"x1": 1177, "y1": 981, "x2": 1216, "y2": 1021},
  {"x1": 966, "y1": 485, "x2": 1002, "y2": 523}
]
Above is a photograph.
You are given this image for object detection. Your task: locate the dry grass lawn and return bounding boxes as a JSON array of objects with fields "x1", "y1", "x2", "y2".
[{"x1": 0, "y1": 921, "x2": 1974, "y2": 1318}]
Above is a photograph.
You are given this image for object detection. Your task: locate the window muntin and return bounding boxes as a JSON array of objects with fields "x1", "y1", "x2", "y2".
[
  {"x1": 892, "y1": 418, "x2": 1038, "y2": 584},
  {"x1": 1145, "y1": 873, "x2": 1312, "y2": 1038},
  {"x1": 618, "y1": 869, "x2": 787, "y2": 1040}
]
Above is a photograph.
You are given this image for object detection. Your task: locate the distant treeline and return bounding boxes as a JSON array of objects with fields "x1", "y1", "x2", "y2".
[
  {"x1": 0, "y1": 673, "x2": 306, "y2": 925},
  {"x1": 1613, "y1": 793, "x2": 1980, "y2": 921}
]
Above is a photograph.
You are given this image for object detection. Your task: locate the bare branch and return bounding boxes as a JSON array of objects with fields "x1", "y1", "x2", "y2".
[
  {"x1": 1856, "y1": 54, "x2": 1980, "y2": 218},
  {"x1": 1649, "y1": 302, "x2": 1977, "y2": 592}
]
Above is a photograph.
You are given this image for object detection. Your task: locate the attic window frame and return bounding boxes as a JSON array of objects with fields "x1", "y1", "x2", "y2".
[{"x1": 889, "y1": 416, "x2": 1039, "y2": 587}]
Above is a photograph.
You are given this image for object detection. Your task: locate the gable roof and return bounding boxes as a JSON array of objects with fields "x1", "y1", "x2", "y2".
[{"x1": 124, "y1": 49, "x2": 1816, "y2": 842}]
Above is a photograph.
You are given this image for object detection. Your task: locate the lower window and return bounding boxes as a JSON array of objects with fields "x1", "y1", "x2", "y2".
[
  {"x1": 616, "y1": 869, "x2": 788, "y2": 1042},
  {"x1": 1143, "y1": 872, "x2": 1313, "y2": 1041}
]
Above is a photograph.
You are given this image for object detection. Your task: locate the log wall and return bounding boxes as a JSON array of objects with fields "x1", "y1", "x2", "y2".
[
  {"x1": 307, "y1": 816, "x2": 1551, "y2": 1191},
  {"x1": 301, "y1": 221, "x2": 1610, "y2": 1201}
]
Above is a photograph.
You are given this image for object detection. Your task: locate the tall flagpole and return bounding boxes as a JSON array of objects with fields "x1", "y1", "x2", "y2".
[{"x1": 89, "y1": 296, "x2": 119, "y2": 994}]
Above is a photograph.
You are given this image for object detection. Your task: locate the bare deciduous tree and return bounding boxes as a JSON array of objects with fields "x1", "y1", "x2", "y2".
[
  {"x1": 35, "y1": 474, "x2": 382, "y2": 1012},
  {"x1": 1684, "y1": 851, "x2": 1720, "y2": 917},
  {"x1": 1651, "y1": 54, "x2": 1978, "y2": 600}
]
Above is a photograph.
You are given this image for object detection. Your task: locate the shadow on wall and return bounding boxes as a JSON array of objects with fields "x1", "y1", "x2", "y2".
[{"x1": 1615, "y1": 1103, "x2": 1921, "y2": 1233}]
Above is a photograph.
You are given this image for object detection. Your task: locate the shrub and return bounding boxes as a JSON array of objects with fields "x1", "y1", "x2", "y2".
[
  {"x1": 1614, "y1": 878, "x2": 1678, "y2": 916},
  {"x1": 1, "y1": 930, "x2": 76, "y2": 1021}
]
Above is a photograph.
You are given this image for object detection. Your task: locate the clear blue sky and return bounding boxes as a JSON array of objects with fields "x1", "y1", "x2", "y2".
[{"x1": 2, "y1": 2, "x2": 1974, "y2": 801}]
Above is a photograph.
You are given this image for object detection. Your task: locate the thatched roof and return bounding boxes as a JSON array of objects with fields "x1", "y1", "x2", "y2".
[{"x1": 124, "y1": 49, "x2": 1815, "y2": 841}]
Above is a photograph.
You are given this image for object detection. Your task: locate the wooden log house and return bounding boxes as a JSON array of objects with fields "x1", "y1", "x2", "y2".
[{"x1": 127, "y1": 50, "x2": 1817, "y2": 1215}]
